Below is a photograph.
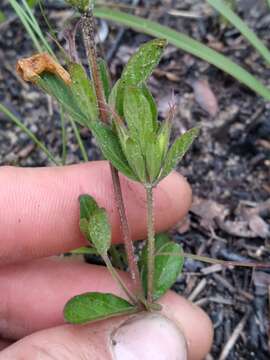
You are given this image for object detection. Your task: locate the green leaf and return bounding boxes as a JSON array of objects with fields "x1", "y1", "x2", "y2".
[
  {"x1": 145, "y1": 134, "x2": 163, "y2": 183},
  {"x1": 141, "y1": 84, "x2": 158, "y2": 131},
  {"x1": 142, "y1": 242, "x2": 184, "y2": 301},
  {"x1": 124, "y1": 138, "x2": 146, "y2": 183},
  {"x1": 69, "y1": 63, "x2": 98, "y2": 123},
  {"x1": 89, "y1": 121, "x2": 138, "y2": 181},
  {"x1": 70, "y1": 246, "x2": 99, "y2": 255},
  {"x1": 155, "y1": 233, "x2": 171, "y2": 248},
  {"x1": 123, "y1": 86, "x2": 154, "y2": 153},
  {"x1": 94, "y1": 8, "x2": 270, "y2": 101},
  {"x1": 121, "y1": 38, "x2": 166, "y2": 86},
  {"x1": 207, "y1": 0, "x2": 270, "y2": 65},
  {"x1": 98, "y1": 58, "x2": 111, "y2": 101},
  {"x1": 79, "y1": 195, "x2": 98, "y2": 241},
  {"x1": 108, "y1": 79, "x2": 121, "y2": 114},
  {"x1": 114, "y1": 39, "x2": 166, "y2": 116},
  {"x1": 37, "y1": 73, "x2": 88, "y2": 126},
  {"x1": 114, "y1": 118, "x2": 129, "y2": 150},
  {"x1": 64, "y1": 292, "x2": 136, "y2": 324},
  {"x1": 79, "y1": 218, "x2": 90, "y2": 240},
  {"x1": 157, "y1": 119, "x2": 172, "y2": 160},
  {"x1": 88, "y1": 208, "x2": 111, "y2": 255},
  {"x1": 160, "y1": 127, "x2": 199, "y2": 180},
  {"x1": 139, "y1": 232, "x2": 170, "y2": 270},
  {"x1": 79, "y1": 194, "x2": 98, "y2": 221}
]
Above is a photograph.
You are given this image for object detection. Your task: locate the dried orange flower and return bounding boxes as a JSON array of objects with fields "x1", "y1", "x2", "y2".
[{"x1": 16, "y1": 53, "x2": 71, "y2": 85}]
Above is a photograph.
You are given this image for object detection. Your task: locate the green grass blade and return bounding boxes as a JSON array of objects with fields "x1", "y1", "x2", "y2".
[
  {"x1": 21, "y1": 0, "x2": 54, "y2": 56},
  {"x1": 0, "y1": 103, "x2": 59, "y2": 165},
  {"x1": 94, "y1": 7, "x2": 270, "y2": 101},
  {"x1": 69, "y1": 117, "x2": 89, "y2": 162},
  {"x1": 207, "y1": 0, "x2": 270, "y2": 65},
  {"x1": 60, "y1": 105, "x2": 68, "y2": 165},
  {"x1": 8, "y1": 0, "x2": 54, "y2": 56},
  {"x1": 0, "y1": 10, "x2": 7, "y2": 23},
  {"x1": 9, "y1": 0, "x2": 43, "y2": 52}
]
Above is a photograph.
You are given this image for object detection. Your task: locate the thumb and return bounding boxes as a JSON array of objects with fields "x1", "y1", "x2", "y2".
[
  {"x1": 0, "y1": 313, "x2": 187, "y2": 360},
  {"x1": 0, "y1": 291, "x2": 213, "y2": 360}
]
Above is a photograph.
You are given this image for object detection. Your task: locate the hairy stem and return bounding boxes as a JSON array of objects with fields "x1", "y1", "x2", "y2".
[
  {"x1": 82, "y1": 9, "x2": 107, "y2": 122},
  {"x1": 110, "y1": 164, "x2": 142, "y2": 296},
  {"x1": 146, "y1": 185, "x2": 155, "y2": 303},
  {"x1": 82, "y1": 8, "x2": 142, "y2": 299}
]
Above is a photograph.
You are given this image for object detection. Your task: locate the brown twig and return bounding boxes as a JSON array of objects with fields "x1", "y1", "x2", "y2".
[{"x1": 218, "y1": 311, "x2": 250, "y2": 360}]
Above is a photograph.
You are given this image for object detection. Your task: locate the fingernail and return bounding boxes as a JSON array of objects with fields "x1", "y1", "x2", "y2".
[{"x1": 110, "y1": 313, "x2": 187, "y2": 360}]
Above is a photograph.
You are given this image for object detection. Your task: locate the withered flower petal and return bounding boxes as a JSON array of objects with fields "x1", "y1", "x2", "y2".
[{"x1": 16, "y1": 53, "x2": 71, "y2": 85}]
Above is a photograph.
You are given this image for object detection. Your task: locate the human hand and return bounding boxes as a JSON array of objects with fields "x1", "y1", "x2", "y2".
[{"x1": 0, "y1": 161, "x2": 213, "y2": 359}]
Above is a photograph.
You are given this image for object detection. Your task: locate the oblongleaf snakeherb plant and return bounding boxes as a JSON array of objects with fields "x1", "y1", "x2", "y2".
[{"x1": 16, "y1": 0, "x2": 198, "y2": 323}]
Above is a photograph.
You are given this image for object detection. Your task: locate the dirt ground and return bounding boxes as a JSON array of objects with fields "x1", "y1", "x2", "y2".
[{"x1": 0, "y1": 0, "x2": 269, "y2": 358}]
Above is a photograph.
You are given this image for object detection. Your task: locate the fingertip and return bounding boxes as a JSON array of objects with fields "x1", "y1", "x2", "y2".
[
  {"x1": 0, "y1": 162, "x2": 192, "y2": 263},
  {"x1": 160, "y1": 292, "x2": 213, "y2": 360},
  {"x1": 157, "y1": 171, "x2": 192, "y2": 230}
]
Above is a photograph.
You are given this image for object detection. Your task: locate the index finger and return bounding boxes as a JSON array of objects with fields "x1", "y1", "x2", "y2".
[{"x1": 0, "y1": 161, "x2": 191, "y2": 264}]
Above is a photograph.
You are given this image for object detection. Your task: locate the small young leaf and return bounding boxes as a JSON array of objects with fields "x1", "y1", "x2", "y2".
[
  {"x1": 98, "y1": 58, "x2": 111, "y2": 101},
  {"x1": 142, "y1": 242, "x2": 184, "y2": 300},
  {"x1": 79, "y1": 194, "x2": 98, "y2": 221},
  {"x1": 89, "y1": 121, "x2": 138, "y2": 181},
  {"x1": 121, "y1": 39, "x2": 166, "y2": 86},
  {"x1": 64, "y1": 292, "x2": 136, "y2": 324},
  {"x1": 160, "y1": 127, "x2": 199, "y2": 180},
  {"x1": 69, "y1": 63, "x2": 98, "y2": 123},
  {"x1": 88, "y1": 208, "x2": 111, "y2": 255}
]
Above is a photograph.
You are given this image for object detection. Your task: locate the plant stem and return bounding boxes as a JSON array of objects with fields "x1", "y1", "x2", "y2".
[
  {"x1": 82, "y1": 9, "x2": 107, "y2": 122},
  {"x1": 103, "y1": 254, "x2": 137, "y2": 305},
  {"x1": 146, "y1": 185, "x2": 155, "y2": 303},
  {"x1": 110, "y1": 164, "x2": 142, "y2": 295},
  {"x1": 82, "y1": 8, "x2": 142, "y2": 299}
]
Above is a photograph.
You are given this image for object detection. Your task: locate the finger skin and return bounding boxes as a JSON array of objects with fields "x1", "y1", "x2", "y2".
[
  {"x1": 0, "y1": 162, "x2": 191, "y2": 264},
  {"x1": 0, "y1": 340, "x2": 11, "y2": 351},
  {"x1": 0, "y1": 258, "x2": 213, "y2": 360}
]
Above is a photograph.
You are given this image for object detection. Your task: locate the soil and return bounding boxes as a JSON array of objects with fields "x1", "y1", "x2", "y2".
[{"x1": 0, "y1": 0, "x2": 269, "y2": 359}]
